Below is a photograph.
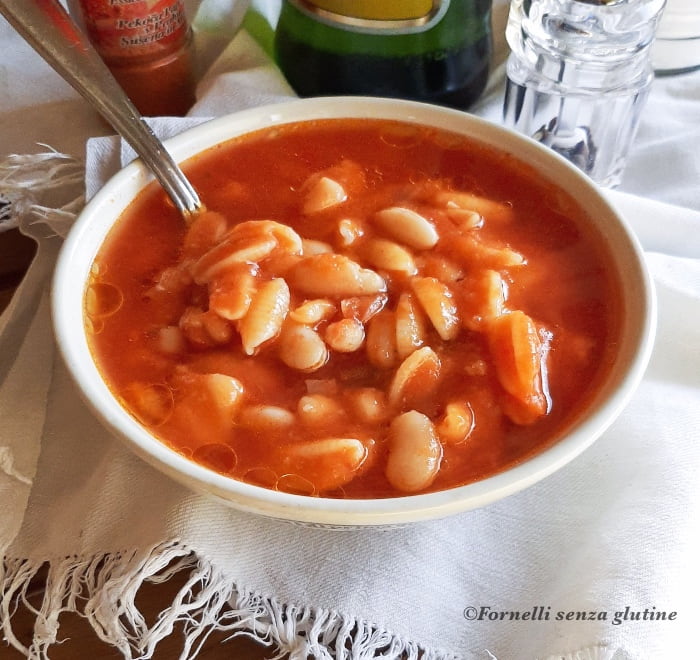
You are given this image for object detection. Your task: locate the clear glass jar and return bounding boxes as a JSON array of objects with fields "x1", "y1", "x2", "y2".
[
  {"x1": 503, "y1": 0, "x2": 666, "y2": 187},
  {"x1": 653, "y1": 0, "x2": 700, "y2": 75}
]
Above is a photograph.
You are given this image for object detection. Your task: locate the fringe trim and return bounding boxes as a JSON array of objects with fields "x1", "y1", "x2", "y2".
[
  {"x1": 1, "y1": 541, "x2": 448, "y2": 660},
  {"x1": 0, "y1": 148, "x2": 83, "y2": 237},
  {"x1": 537, "y1": 647, "x2": 621, "y2": 660}
]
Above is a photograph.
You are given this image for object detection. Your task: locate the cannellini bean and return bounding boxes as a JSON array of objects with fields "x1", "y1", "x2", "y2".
[
  {"x1": 345, "y1": 387, "x2": 388, "y2": 424},
  {"x1": 289, "y1": 298, "x2": 337, "y2": 325},
  {"x1": 287, "y1": 254, "x2": 386, "y2": 297},
  {"x1": 453, "y1": 235, "x2": 525, "y2": 270},
  {"x1": 337, "y1": 217, "x2": 364, "y2": 246},
  {"x1": 179, "y1": 307, "x2": 210, "y2": 347},
  {"x1": 157, "y1": 325, "x2": 186, "y2": 354},
  {"x1": 374, "y1": 206, "x2": 438, "y2": 250},
  {"x1": 360, "y1": 238, "x2": 418, "y2": 275},
  {"x1": 297, "y1": 394, "x2": 346, "y2": 427},
  {"x1": 395, "y1": 292, "x2": 427, "y2": 359},
  {"x1": 167, "y1": 371, "x2": 244, "y2": 447},
  {"x1": 289, "y1": 437, "x2": 365, "y2": 462},
  {"x1": 203, "y1": 312, "x2": 234, "y2": 344},
  {"x1": 284, "y1": 437, "x2": 368, "y2": 492},
  {"x1": 365, "y1": 309, "x2": 398, "y2": 369},
  {"x1": 238, "y1": 278, "x2": 290, "y2": 355},
  {"x1": 388, "y1": 346, "x2": 441, "y2": 409},
  {"x1": 437, "y1": 402, "x2": 475, "y2": 444},
  {"x1": 150, "y1": 265, "x2": 192, "y2": 296},
  {"x1": 303, "y1": 176, "x2": 348, "y2": 214},
  {"x1": 433, "y1": 191, "x2": 514, "y2": 223},
  {"x1": 324, "y1": 318, "x2": 365, "y2": 353},
  {"x1": 179, "y1": 307, "x2": 233, "y2": 347},
  {"x1": 385, "y1": 411, "x2": 442, "y2": 493},
  {"x1": 277, "y1": 322, "x2": 329, "y2": 372},
  {"x1": 302, "y1": 238, "x2": 334, "y2": 255},
  {"x1": 411, "y1": 277, "x2": 460, "y2": 341},
  {"x1": 208, "y1": 263, "x2": 258, "y2": 321},
  {"x1": 203, "y1": 373, "x2": 245, "y2": 416},
  {"x1": 446, "y1": 207, "x2": 484, "y2": 231},
  {"x1": 218, "y1": 180, "x2": 248, "y2": 201},
  {"x1": 238, "y1": 405, "x2": 296, "y2": 431},
  {"x1": 174, "y1": 372, "x2": 245, "y2": 426}
]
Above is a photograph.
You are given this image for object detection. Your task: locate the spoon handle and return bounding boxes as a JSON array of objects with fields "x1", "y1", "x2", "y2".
[{"x1": 0, "y1": 0, "x2": 203, "y2": 221}]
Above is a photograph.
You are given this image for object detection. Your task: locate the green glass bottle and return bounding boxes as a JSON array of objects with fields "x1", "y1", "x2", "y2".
[{"x1": 273, "y1": 0, "x2": 493, "y2": 110}]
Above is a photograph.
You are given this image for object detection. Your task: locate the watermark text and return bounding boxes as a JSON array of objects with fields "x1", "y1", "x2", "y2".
[{"x1": 463, "y1": 605, "x2": 677, "y2": 626}]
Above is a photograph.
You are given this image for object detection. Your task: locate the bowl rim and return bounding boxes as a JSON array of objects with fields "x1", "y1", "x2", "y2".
[{"x1": 51, "y1": 96, "x2": 657, "y2": 526}]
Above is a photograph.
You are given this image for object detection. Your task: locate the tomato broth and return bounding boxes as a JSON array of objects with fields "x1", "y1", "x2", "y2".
[{"x1": 86, "y1": 118, "x2": 622, "y2": 498}]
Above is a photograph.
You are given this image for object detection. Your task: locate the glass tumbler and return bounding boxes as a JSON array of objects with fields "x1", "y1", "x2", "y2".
[
  {"x1": 503, "y1": 0, "x2": 666, "y2": 188},
  {"x1": 653, "y1": 0, "x2": 700, "y2": 74}
]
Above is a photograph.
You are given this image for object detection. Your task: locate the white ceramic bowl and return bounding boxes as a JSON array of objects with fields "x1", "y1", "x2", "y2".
[{"x1": 52, "y1": 97, "x2": 656, "y2": 527}]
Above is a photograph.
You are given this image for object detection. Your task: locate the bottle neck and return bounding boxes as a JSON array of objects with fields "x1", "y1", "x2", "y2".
[
  {"x1": 296, "y1": 0, "x2": 436, "y2": 18},
  {"x1": 277, "y1": 0, "x2": 492, "y2": 57},
  {"x1": 289, "y1": 0, "x2": 447, "y2": 31}
]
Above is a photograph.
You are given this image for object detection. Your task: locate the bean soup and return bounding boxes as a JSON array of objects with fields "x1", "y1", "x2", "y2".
[{"x1": 85, "y1": 118, "x2": 621, "y2": 498}]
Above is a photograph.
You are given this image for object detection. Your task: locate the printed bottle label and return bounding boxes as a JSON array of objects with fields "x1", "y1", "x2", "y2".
[
  {"x1": 290, "y1": 0, "x2": 448, "y2": 31},
  {"x1": 70, "y1": 0, "x2": 189, "y2": 59}
]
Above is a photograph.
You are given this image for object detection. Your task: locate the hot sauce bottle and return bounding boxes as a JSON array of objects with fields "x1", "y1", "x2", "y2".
[
  {"x1": 273, "y1": 0, "x2": 493, "y2": 109},
  {"x1": 67, "y1": 0, "x2": 196, "y2": 116}
]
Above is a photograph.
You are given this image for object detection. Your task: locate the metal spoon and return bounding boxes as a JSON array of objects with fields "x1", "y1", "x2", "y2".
[{"x1": 0, "y1": 0, "x2": 203, "y2": 222}]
